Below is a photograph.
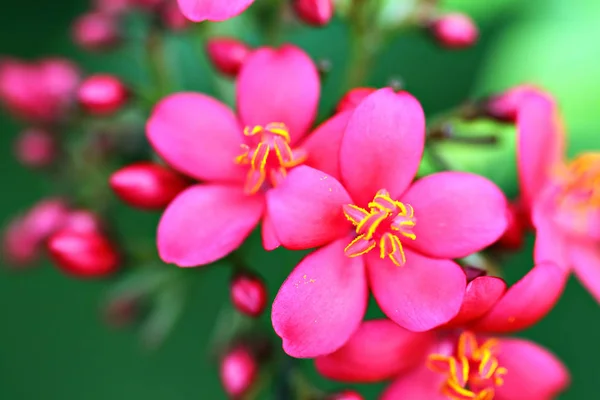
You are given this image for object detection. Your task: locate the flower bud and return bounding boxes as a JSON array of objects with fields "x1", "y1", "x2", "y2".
[
  {"x1": 103, "y1": 295, "x2": 139, "y2": 328},
  {"x1": 62, "y1": 210, "x2": 105, "y2": 234},
  {"x1": 430, "y1": 13, "x2": 478, "y2": 49},
  {"x1": 230, "y1": 274, "x2": 267, "y2": 317},
  {"x1": 77, "y1": 74, "x2": 128, "y2": 115},
  {"x1": 206, "y1": 38, "x2": 252, "y2": 78},
  {"x1": 220, "y1": 347, "x2": 258, "y2": 398},
  {"x1": 72, "y1": 12, "x2": 121, "y2": 51},
  {"x1": 329, "y1": 390, "x2": 364, "y2": 400},
  {"x1": 293, "y1": 0, "x2": 334, "y2": 26},
  {"x1": 110, "y1": 162, "x2": 189, "y2": 210},
  {"x1": 336, "y1": 87, "x2": 376, "y2": 113},
  {"x1": 14, "y1": 128, "x2": 56, "y2": 168},
  {"x1": 160, "y1": 1, "x2": 190, "y2": 31},
  {"x1": 47, "y1": 228, "x2": 119, "y2": 278}
]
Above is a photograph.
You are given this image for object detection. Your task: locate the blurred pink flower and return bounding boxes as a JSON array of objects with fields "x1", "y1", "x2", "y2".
[
  {"x1": 176, "y1": 0, "x2": 255, "y2": 22},
  {"x1": 267, "y1": 88, "x2": 509, "y2": 357},
  {"x1": 147, "y1": 45, "x2": 351, "y2": 266},
  {"x1": 316, "y1": 320, "x2": 569, "y2": 400},
  {"x1": 14, "y1": 128, "x2": 56, "y2": 168}
]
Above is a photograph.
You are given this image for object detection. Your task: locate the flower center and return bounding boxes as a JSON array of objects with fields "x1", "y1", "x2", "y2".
[
  {"x1": 342, "y1": 189, "x2": 416, "y2": 266},
  {"x1": 235, "y1": 123, "x2": 307, "y2": 195},
  {"x1": 553, "y1": 152, "x2": 600, "y2": 210},
  {"x1": 428, "y1": 332, "x2": 508, "y2": 400}
]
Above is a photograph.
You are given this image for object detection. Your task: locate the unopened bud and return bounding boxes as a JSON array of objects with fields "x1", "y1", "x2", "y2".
[
  {"x1": 77, "y1": 74, "x2": 128, "y2": 115},
  {"x1": 329, "y1": 390, "x2": 365, "y2": 400},
  {"x1": 47, "y1": 228, "x2": 119, "y2": 278},
  {"x1": 430, "y1": 13, "x2": 478, "y2": 49},
  {"x1": 206, "y1": 38, "x2": 252, "y2": 78},
  {"x1": 14, "y1": 128, "x2": 56, "y2": 168},
  {"x1": 230, "y1": 274, "x2": 267, "y2": 317},
  {"x1": 110, "y1": 162, "x2": 189, "y2": 210},
  {"x1": 293, "y1": 0, "x2": 334, "y2": 26},
  {"x1": 72, "y1": 12, "x2": 121, "y2": 51},
  {"x1": 220, "y1": 347, "x2": 258, "y2": 398},
  {"x1": 336, "y1": 87, "x2": 376, "y2": 113}
]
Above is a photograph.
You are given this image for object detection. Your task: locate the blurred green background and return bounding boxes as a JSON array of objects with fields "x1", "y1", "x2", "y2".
[{"x1": 1, "y1": 0, "x2": 600, "y2": 398}]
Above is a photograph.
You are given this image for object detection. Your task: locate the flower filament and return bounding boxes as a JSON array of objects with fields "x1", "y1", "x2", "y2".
[
  {"x1": 428, "y1": 332, "x2": 508, "y2": 400},
  {"x1": 235, "y1": 122, "x2": 307, "y2": 195},
  {"x1": 342, "y1": 189, "x2": 416, "y2": 266}
]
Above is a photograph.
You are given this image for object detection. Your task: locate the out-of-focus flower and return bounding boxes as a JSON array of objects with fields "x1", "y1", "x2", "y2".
[
  {"x1": 14, "y1": 128, "x2": 56, "y2": 168},
  {"x1": 335, "y1": 87, "x2": 376, "y2": 113},
  {"x1": 147, "y1": 45, "x2": 350, "y2": 266},
  {"x1": 72, "y1": 12, "x2": 121, "y2": 51},
  {"x1": 206, "y1": 38, "x2": 252, "y2": 78},
  {"x1": 47, "y1": 219, "x2": 120, "y2": 278},
  {"x1": 176, "y1": 0, "x2": 255, "y2": 22},
  {"x1": 77, "y1": 74, "x2": 129, "y2": 115},
  {"x1": 220, "y1": 346, "x2": 258, "y2": 398},
  {"x1": 430, "y1": 13, "x2": 478, "y2": 49},
  {"x1": 230, "y1": 273, "x2": 267, "y2": 317},
  {"x1": 0, "y1": 58, "x2": 80, "y2": 122},
  {"x1": 316, "y1": 320, "x2": 569, "y2": 400},
  {"x1": 110, "y1": 162, "x2": 189, "y2": 210},
  {"x1": 266, "y1": 88, "x2": 509, "y2": 357},
  {"x1": 160, "y1": 0, "x2": 190, "y2": 31},
  {"x1": 293, "y1": 0, "x2": 334, "y2": 27},
  {"x1": 2, "y1": 199, "x2": 69, "y2": 267}
]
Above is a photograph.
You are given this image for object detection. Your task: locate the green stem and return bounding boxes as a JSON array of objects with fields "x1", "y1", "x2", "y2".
[{"x1": 146, "y1": 25, "x2": 170, "y2": 101}]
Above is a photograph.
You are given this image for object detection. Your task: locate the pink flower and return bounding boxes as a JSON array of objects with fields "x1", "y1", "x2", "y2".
[
  {"x1": 176, "y1": 0, "x2": 255, "y2": 22},
  {"x1": 315, "y1": 262, "x2": 569, "y2": 398},
  {"x1": 147, "y1": 45, "x2": 349, "y2": 266},
  {"x1": 267, "y1": 88, "x2": 509, "y2": 357},
  {"x1": 516, "y1": 90, "x2": 600, "y2": 302}
]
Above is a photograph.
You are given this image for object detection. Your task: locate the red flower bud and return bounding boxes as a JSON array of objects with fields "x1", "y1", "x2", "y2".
[
  {"x1": 206, "y1": 38, "x2": 252, "y2": 78},
  {"x1": 220, "y1": 347, "x2": 258, "y2": 398},
  {"x1": 72, "y1": 12, "x2": 121, "y2": 51},
  {"x1": 431, "y1": 13, "x2": 478, "y2": 49},
  {"x1": 14, "y1": 128, "x2": 56, "y2": 168},
  {"x1": 47, "y1": 228, "x2": 119, "y2": 278},
  {"x1": 329, "y1": 390, "x2": 364, "y2": 400},
  {"x1": 293, "y1": 0, "x2": 334, "y2": 27},
  {"x1": 230, "y1": 274, "x2": 267, "y2": 317},
  {"x1": 336, "y1": 87, "x2": 376, "y2": 113},
  {"x1": 110, "y1": 162, "x2": 189, "y2": 210},
  {"x1": 77, "y1": 74, "x2": 128, "y2": 115}
]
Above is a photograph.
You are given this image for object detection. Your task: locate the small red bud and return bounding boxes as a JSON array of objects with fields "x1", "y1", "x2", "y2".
[
  {"x1": 293, "y1": 0, "x2": 334, "y2": 27},
  {"x1": 72, "y1": 12, "x2": 121, "y2": 51},
  {"x1": 110, "y1": 162, "x2": 189, "y2": 210},
  {"x1": 431, "y1": 13, "x2": 478, "y2": 49},
  {"x1": 329, "y1": 390, "x2": 364, "y2": 400},
  {"x1": 47, "y1": 228, "x2": 119, "y2": 278},
  {"x1": 336, "y1": 87, "x2": 376, "y2": 113},
  {"x1": 14, "y1": 128, "x2": 56, "y2": 168},
  {"x1": 77, "y1": 74, "x2": 128, "y2": 115},
  {"x1": 206, "y1": 38, "x2": 252, "y2": 78},
  {"x1": 220, "y1": 347, "x2": 258, "y2": 398},
  {"x1": 230, "y1": 274, "x2": 267, "y2": 317}
]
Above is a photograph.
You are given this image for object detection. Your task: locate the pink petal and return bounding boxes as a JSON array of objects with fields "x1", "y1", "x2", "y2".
[
  {"x1": 496, "y1": 338, "x2": 570, "y2": 400},
  {"x1": 532, "y1": 193, "x2": 570, "y2": 269},
  {"x1": 445, "y1": 276, "x2": 507, "y2": 327},
  {"x1": 517, "y1": 91, "x2": 564, "y2": 213},
  {"x1": 367, "y1": 248, "x2": 466, "y2": 332},
  {"x1": 568, "y1": 240, "x2": 600, "y2": 303},
  {"x1": 176, "y1": 0, "x2": 254, "y2": 22},
  {"x1": 147, "y1": 93, "x2": 245, "y2": 183},
  {"x1": 339, "y1": 88, "x2": 425, "y2": 207},
  {"x1": 402, "y1": 172, "x2": 508, "y2": 259},
  {"x1": 237, "y1": 45, "x2": 320, "y2": 144},
  {"x1": 472, "y1": 262, "x2": 568, "y2": 333},
  {"x1": 261, "y1": 213, "x2": 280, "y2": 251},
  {"x1": 272, "y1": 239, "x2": 368, "y2": 358},
  {"x1": 381, "y1": 364, "x2": 447, "y2": 400},
  {"x1": 315, "y1": 319, "x2": 434, "y2": 383},
  {"x1": 302, "y1": 111, "x2": 352, "y2": 181},
  {"x1": 157, "y1": 184, "x2": 264, "y2": 267},
  {"x1": 266, "y1": 166, "x2": 352, "y2": 250}
]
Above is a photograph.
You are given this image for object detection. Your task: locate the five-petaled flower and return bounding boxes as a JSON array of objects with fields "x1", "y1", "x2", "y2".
[
  {"x1": 147, "y1": 45, "x2": 352, "y2": 266},
  {"x1": 266, "y1": 88, "x2": 510, "y2": 357}
]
